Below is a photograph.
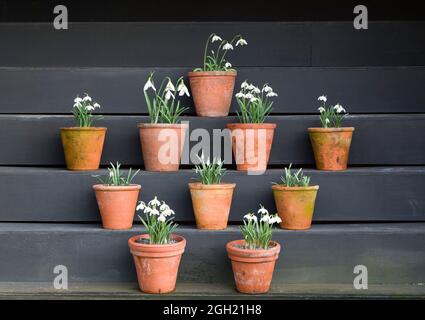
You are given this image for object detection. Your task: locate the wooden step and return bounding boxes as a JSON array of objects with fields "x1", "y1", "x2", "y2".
[
  {"x1": 0, "y1": 223, "x2": 424, "y2": 284},
  {"x1": 0, "y1": 167, "x2": 424, "y2": 222}
]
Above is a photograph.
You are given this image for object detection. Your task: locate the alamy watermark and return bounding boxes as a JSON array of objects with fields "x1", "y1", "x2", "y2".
[{"x1": 53, "y1": 265, "x2": 68, "y2": 290}]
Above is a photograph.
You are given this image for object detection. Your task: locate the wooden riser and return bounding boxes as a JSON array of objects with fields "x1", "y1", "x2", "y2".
[
  {"x1": 0, "y1": 223, "x2": 424, "y2": 284},
  {"x1": 0, "y1": 167, "x2": 424, "y2": 222}
]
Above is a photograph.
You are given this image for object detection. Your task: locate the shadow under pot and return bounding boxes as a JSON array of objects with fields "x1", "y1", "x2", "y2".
[
  {"x1": 138, "y1": 123, "x2": 188, "y2": 172},
  {"x1": 226, "y1": 240, "x2": 281, "y2": 294},
  {"x1": 93, "y1": 184, "x2": 141, "y2": 230},
  {"x1": 60, "y1": 127, "x2": 107, "y2": 170},
  {"x1": 226, "y1": 123, "x2": 276, "y2": 172},
  {"x1": 188, "y1": 182, "x2": 236, "y2": 230},
  {"x1": 272, "y1": 185, "x2": 319, "y2": 230},
  {"x1": 188, "y1": 71, "x2": 237, "y2": 117},
  {"x1": 308, "y1": 127, "x2": 355, "y2": 171},
  {"x1": 128, "y1": 234, "x2": 186, "y2": 294}
]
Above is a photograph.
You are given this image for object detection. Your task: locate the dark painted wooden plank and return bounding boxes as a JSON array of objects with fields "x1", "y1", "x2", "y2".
[
  {"x1": 0, "y1": 21, "x2": 424, "y2": 67},
  {"x1": 312, "y1": 21, "x2": 425, "y2": 66},
  {"x1": 0, "y1": 22, "x2": 310, "y2": 67},
  {"x1": 0, "y1": 115, "x2": 424, "y2": 165},
  {"x1": 0, "y1": 167, "x2": 424, "y2": 222},
  {"x1": 0, "y1": 223, "x2": 424, "y2": 284},
  {"x1": 1, "y1": 67, "x2": 424, "y2": 114},
  {"x1": 2, "y1": 0, "x2": 423, "y2": 22}
]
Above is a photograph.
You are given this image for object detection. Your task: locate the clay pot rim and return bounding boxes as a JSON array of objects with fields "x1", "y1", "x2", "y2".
[
  {"x1": 128, "y1": 234, "x2": 186, "y2": 250},
  {"x1": 60, "y1": 127, "x2": 107, "y2": 131},
  {"x1": 272, "y1": 184, "x2": 319, "y2": 191},
  {"x1": 308, "y1": 127, "x2": 355, "y2": 132},
  {"x1": 93, "y1": 184, "x2": 141, "y2": 191},
  {"x1": 188, "y1": 182, "x2": 236, "y2": 190},
  {"x1": 188, "y1": 70, "x2": 237, "y2": 77},
  {"x1": 226, "y1": 123, "x2": 277, "y2": 129},
  {"x1": 226, "y1": 239, "x2": 281, "y2": 257},
  {"x1": 138, "y1": 123, "x2": 189, "y2": 129}
]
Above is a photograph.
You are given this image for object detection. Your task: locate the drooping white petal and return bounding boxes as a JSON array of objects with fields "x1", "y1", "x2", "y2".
[
  {"x1": 266, "y1": 92, "x2": 278, "y2": 97},
  {"x1": 211, "y1": 35, "x2": 222, "y2": 43},
  {"x1": 222, "y1": 43, "x2": 234, "y2": 50},
  {"x1": 165, "y1": 80, "x2": 176, "y2": 92},
  {"x1": 318, "y1": 106, "x2": 326, "y2": 113},
  {"x1": 148, "y1": 196, "x2": 161, "y2": 207},
  {"x1": 85, "y1": 105, "x2": 94, "y2": 111},
  {"x1": 83, "y1": 95, "x2": 92, "y2": 102},
  {"x1": 225, "y1": 62, "x2": 232, "y2": 68},
  {"x1": 236, "y1": 38, "x2": 248, "y2": 46},
  {"x1": 235, "y1": 92, "x2": 245, "y2": 98},
  {"x1": 157, "y1": 215, "x2": 166, "y2": 222},
  {"x1": 165, "y1": 90, "x2": 175, "y2": 101},
  {"x1": 143, "y1": 78, "x2": 156, "y2": 92},
  {"x1": 262, "y1": 85, "x2": 273, "y2": 93},
  {"x1": 136, "y1": 201, "x2": 146, "y2": 211},
  {"x1": 74, "y1": 97, "x2": 82, "y2": 104},
  {"x1": 241, "y1": 81, "x2": 249, "y2": 89},
  {"x1": 318, "y1": 95, "x2": 327, "y2": 102},
  {"x1": 258, "y1": 205, "x2": 269, "y2": 215},
  {"x1": 93, "y1": 103, "x2": 101, "y2": 109}
]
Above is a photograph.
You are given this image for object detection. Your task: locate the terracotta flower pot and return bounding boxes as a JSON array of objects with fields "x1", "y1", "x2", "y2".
[
  {"x1": 128, "y1": 234, "x2": 186, "y2": 294},
  {"x1": 188, "y1": 182, "x2": 236, "y2": 230},
  {"x1": 60, "y1": 127, "x2": 107, "y2": 170},
  {"x1": 272, "y1": 185, "x2": 319, "y2": 230},
  {"x1": 138, "y1": 123, "x2": 188, "y2": 172},
  {"x1": 308, "y1": 127, "x2": 355, "y2": 171},
  {"x1": 226, "y1": 240, "x2": 281, "y2": 294},
  {"x1": 93, "y1": 184, "x2": 141, "y2": 230},
  {"x1": 188, "y1": 71, "x2": 237, "y2": 117},
  {"x1": 226, "y1": 123, "x2": 276, "y2": 172}
]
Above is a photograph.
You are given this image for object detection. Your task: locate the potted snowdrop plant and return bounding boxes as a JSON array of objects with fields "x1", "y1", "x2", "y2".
[
  {"x1": 272, "y1": 164, "x2": 319, "y2": 230},
  {"x1": 188, "y1": 153, "x2": 236, "y2": 230},
  {"x1": 226, "y1": 205, "x2": 281, "y2": 294},
  {"x1": 60, "y1": 93, "x2": 106, "y2": 170},
  {"x1": 189, "y1": 33, "x2": 248, "y2": 117},
  {"x1": 128, "y1": 197, "x2": 186, "y2": 294},
  {"x1": 139, "y1": 73, "x2": 190, "y2": 171},
  {"x1": 93, "y1": 162, "x2": 140, "y2": 230},
  {"x1": 308, "y1": 95, "x2": 354, "y2": 170},
  {"x1": 227, "y1": 81, "x2": 278, "y2": 172}
]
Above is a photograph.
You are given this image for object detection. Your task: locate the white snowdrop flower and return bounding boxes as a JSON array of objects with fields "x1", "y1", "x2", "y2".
[
  {"x1": 236, "y1": 38, "x2": 248, "y2": 46},
  {"x1": 211, "y1": 35, "x2": 222, "y2": 43},
  {"x1": 222, "y1": 43, "x2": 234, "y2": 50},
  {"x1": 136, "y1": 201, "x2": 146, "y2": 211},
  {"x1": 318, "y1": 95, "x2": 327, "y2": 102},
  {"x1": 165, "y1": 80, "x2": 176, "y2": 92},
  {"x1": 144, "y1": 206, "x2": 152, "y2": 214},
  {"x1": 150, "y1": 208, "x2": 160, "y2": 216},
  {"x1": 252, "y1": 87, "x2": 261, "y2": 94},
  {"x1": 235, "y1": 92, "x2": 245, "y2": 99},
  {"x1": 85, "y1": 105, "x2": 94, "y2": 111},
  {"x1": 73, "y1": 103, "x2": 81, "y2": 108},
  {"x1": 241, "y1": 81, "x2": 249, "y2": 89},
  {"x1": 157, "y1": 215, "x2": 166, "y2": 222},
  {"x1": 260, "y1": 215, "x2": 270, "y2": 223},
  {"x1": 266, "y1": 92, "x2": 278, "y2": 98},
  {"x1": 244, "y1": 213, "x2": 257, "y2": 222},
  {"x1": 325, "y1": 118, "x2": 330, "y2": 124},
  {"x1": 318, "y1": 106, "x2": 326, "y2": 113},
  {"x1": 258, "y1": 205, "x2": 269, "y2": 215},
  {"x1": 177, "y1": 82, "x2": 190, "y2": 97},
  {"x1": 160, "y1": 201, "x2": 170, "y2": 211},
  {"x1": 148, "y1": 196, "x2": 161, "y2": 207},
  {"x1": 269, "y1": 215, "x2": 282, "y2": 224},
  {"x1": 83, "y1": 95, "x2": 92, "y2": 102},
  {"x1": 93, "y1": 103, "x2": 101, "y2": 109},
  {"x1": 334, "y1": 104, "x2": 346, "y2": 113},
  {"x1": 247, "y1": 84, "x2": 255, "y2": 90},
  {"x1": 225, "y1": 62, "x2": 232, "y2": 68},
  {"x1": 143, "y1": 78, "x2": 156, "y2": 92},
  {"x1": 244, "y1": 93, "x2": 254, "y2": 100},
  {"x1": 262, "y1": 85, "x2": 273, "y2": 93},
  {"x1": 74, "y1": 97, "x2": 82, "y2": 104},
  {"x1": 165, "y1": 90, "x2": 175, "y2": 101},
  {"x1": 162, "y1": 209, "x2": 175, "y2": 217},
  {"x1": 250, "y1": 97, "x2": 258, "y2": 103}
]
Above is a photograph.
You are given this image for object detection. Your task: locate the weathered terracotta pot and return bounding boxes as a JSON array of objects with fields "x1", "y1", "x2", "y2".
[
  {"x1": 308, "y1": 127, "x2": 355, "y2": 171},
  {"x1": 128, "y1": 234, "x2": 186, "y2": 294},
  {"x1": 188, "y1": 182, "x2": 236, "y2": 230},
  {"x1": 272, "y1": 185, "x2": 319, "y2": 230},
  {"x1": 226, "y1": 123, "x2": 276, "y2": 172},
  {"x1": 188, "y1": 71, "x2": 237, "y2": 117},
  {"x1": 93, "y1": 184, "x2": 141, "y2": 230},
  {"x1": 60, "y1": 127, "x2": 106, "y2": 170},
  {"x1": 138, "y1": 123, "x2": 188, "y2": 172},
  {"x1": 226, "y1": 240, "x2": 280, "y2": 294}
]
